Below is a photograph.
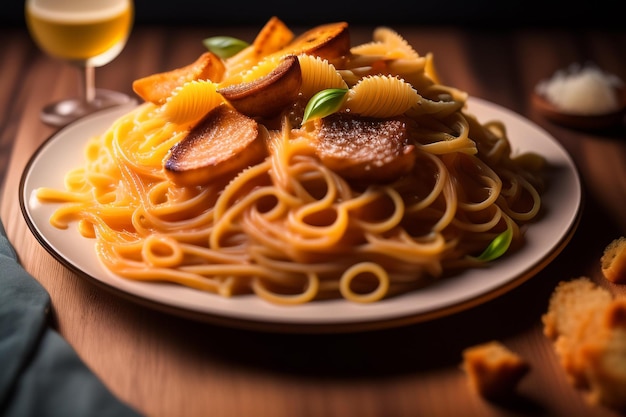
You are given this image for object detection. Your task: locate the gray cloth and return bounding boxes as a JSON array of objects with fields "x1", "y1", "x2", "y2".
[{"x1": 0, "y1": 219, "x2": 143, "y2": 416}]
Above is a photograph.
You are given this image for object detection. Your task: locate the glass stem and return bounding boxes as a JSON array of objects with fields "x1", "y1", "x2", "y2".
[{"x1": 81, "y1": 64, "x2": 96, "y2": 105}]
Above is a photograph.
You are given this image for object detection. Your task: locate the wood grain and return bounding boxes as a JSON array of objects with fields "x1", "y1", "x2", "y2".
[{"x1": 1, "y1": 24, "x2": 625, "y2": 417}]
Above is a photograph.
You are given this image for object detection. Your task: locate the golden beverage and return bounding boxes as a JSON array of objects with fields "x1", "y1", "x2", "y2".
[{"x1": 25, "y1": 0, "x2": 133, "y2": 65}]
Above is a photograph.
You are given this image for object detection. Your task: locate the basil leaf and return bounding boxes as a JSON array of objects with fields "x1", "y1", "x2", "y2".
[
  {"x1": 302, "y1": 88, "x2": 348, "y2": 124},
  {"x1": 202, "y1": 36, "x2": 249, "y2": 59},
  {"x1": 475, "y1": 225, "x2": 513, "y2": 262}
]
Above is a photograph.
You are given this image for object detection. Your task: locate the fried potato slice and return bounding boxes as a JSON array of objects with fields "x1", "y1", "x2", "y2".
[
  {"x1": 133, "y1": 52, "x2": 226, "y2": 105},
  {"x1": 218, "y1": 55, "x2": 302, "y2": 119},
  {"x1": 312, "y1": 113, "x2": 416, "y2": 182},
  {"x1": 164, "y1": 105, "x2": 267, "y2": 186},
  {"x1": 283, "y1": 21, "x2": 350, "y2": 64}
]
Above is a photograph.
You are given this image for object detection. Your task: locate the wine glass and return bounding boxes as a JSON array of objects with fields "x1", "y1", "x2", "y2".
[{"x1": 25, "y1": 0, "x2": 135, "y2": 127}]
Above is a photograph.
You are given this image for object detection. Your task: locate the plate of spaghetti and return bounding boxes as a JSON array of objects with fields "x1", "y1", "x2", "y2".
[{"x1": 20, "y1": 18, "x2": 581, "y2": 332}]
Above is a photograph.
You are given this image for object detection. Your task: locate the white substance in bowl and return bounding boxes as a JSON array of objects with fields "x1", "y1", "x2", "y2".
[{"x1": 536, "y1": 64, "x2": 623, "y2": 115}]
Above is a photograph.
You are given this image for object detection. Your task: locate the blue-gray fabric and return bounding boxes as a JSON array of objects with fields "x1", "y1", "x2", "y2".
[{"x1": 0, "y1": 220, "x2": 143, "y2": 416}]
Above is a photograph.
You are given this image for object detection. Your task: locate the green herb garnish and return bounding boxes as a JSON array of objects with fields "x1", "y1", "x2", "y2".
[
  {"x1": 302, "y1": 88, "x2": 348, "y2": 124},
  {"x1": 473, "y1": 224, "x2": 513, "y2": 262},
  {"x1": 202, "y1": 36, "x2": 249, "y2": 59}
]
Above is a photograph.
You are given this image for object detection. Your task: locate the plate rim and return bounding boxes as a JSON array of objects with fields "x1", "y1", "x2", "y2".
[{"x1": 19, "y1": 98, "x2": 582, "y2": 333}]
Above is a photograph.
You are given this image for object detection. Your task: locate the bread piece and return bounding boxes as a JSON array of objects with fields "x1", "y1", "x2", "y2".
[
  {"x1": 461, "y1": 341, "x2": 530, "y2": 399},
  {"x1": 580, "y1": 299, "x2": 626, "y2": 410},
  {"x1": 601, "y1": 236, "x2": 626, "y2": 283},
  {"x1": 542, "y1": 277, "x2": 626, "y2": 411}
]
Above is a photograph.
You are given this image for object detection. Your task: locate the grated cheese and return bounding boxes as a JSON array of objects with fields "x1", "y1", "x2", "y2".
[{"x1": 535, "y1": 63, "x2": 623, "y2": 115}]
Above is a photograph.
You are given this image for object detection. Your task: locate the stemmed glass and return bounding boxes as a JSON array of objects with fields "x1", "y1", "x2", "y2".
[{"x1": 25, "y1": 0, "x2": 135, "y2": 127}]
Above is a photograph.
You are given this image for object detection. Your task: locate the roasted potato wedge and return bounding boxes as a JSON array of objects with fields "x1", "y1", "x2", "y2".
[
  {"x1": 223, "y1": 16, "x2": 294, "y2": 78},
  {"x1": 133, "y1": 52, "x2": 226, "y2": 105},
  {"x1": 252, "y1": 16, "x2": 294, "y2": 56}
]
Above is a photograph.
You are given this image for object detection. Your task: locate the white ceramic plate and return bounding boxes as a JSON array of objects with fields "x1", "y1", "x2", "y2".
[{"x1": 20, "y1": 98, "x2": 582, "y2": 332}]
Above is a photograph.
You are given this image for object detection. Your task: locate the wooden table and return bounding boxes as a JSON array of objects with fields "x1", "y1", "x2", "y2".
[{"x1": 1, "y1": 22, "x2": 625, "y2": 417}]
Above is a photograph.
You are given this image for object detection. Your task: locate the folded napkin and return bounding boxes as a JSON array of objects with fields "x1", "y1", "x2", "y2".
[{"x1": 0, "y1": 219, "x2": 143, "y2": 417}]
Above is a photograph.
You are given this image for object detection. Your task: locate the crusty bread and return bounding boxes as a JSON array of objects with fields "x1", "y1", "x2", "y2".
[
  {"x1": 461, "y1": 341, "x2": 530, "y2": 399},
  {"x1": 542, "y1": 277, "x2": 626, "y2": 411},
  {"x1": 601, "y1": 236, "x2": 626, "y2": 283}
]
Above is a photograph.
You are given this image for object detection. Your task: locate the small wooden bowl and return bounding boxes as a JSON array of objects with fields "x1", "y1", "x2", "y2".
[{"x1": 532, "y1": 87, "x2": 626, "y2": 130}]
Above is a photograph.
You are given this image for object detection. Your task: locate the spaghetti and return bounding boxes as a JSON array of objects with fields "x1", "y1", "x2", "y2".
[{"x1": 36, "y1": 20, "x2": 546, "y2": 304}]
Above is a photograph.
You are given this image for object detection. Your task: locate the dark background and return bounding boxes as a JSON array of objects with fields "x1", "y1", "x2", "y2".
[{"x1": 4, "y1": 0, "x2": 625, "y2": 28}]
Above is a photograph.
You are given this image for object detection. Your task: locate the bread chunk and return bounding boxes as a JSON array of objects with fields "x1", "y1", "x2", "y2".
[
  {"x1": 601, "y1": 236, "x2": 626, "y2": 283},
  {"x1": 542, "y1": 277, "x2": 626, "y2": 411},
  {"x1": 461, "y1": 341, "x2": 530, "y2": 399}
]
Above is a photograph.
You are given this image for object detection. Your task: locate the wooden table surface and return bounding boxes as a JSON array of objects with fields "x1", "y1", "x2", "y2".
[{"x1": 1, "y1": 22, "x2": 625, "y2": 417}]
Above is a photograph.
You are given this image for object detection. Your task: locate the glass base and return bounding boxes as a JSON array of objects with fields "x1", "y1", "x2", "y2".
[{"x1": 40, "y1": 89, "x2": 136, "y2": 127}]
